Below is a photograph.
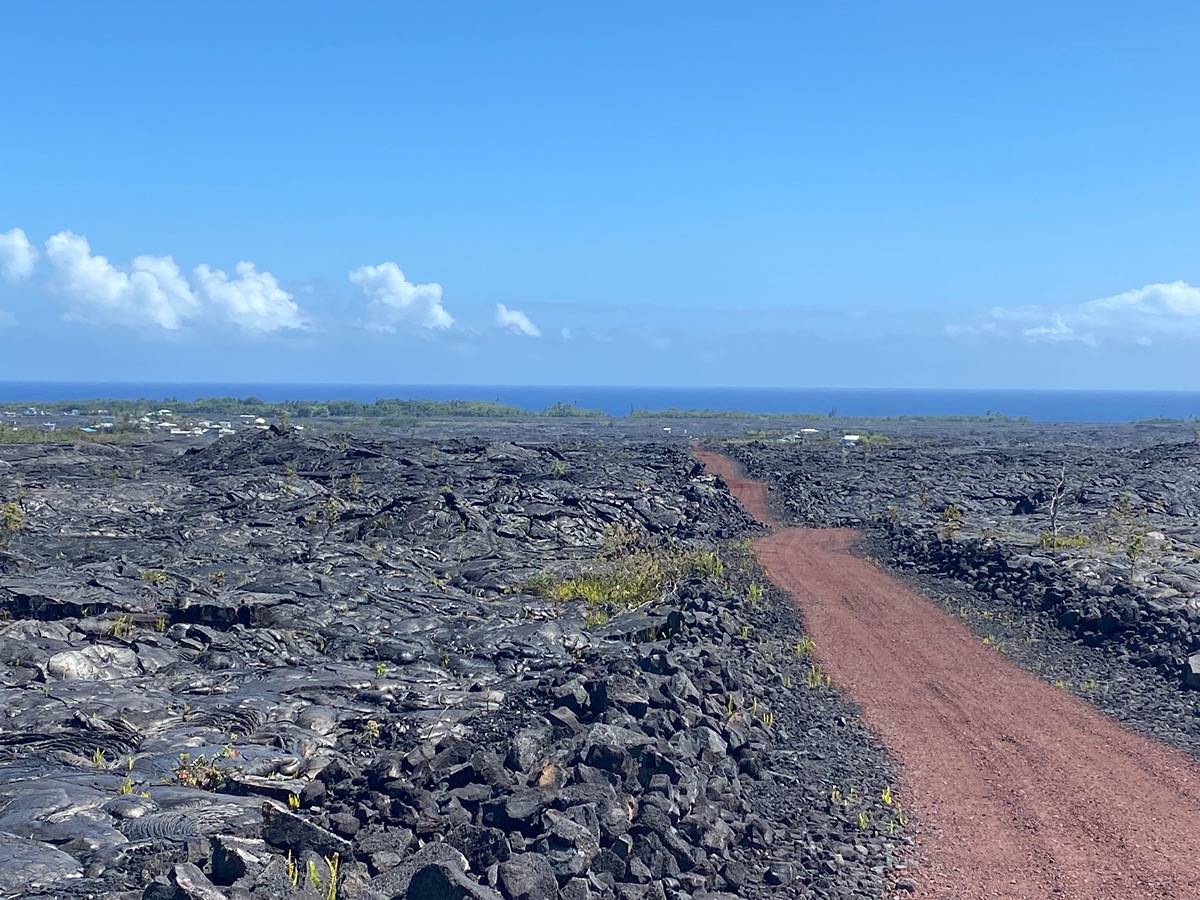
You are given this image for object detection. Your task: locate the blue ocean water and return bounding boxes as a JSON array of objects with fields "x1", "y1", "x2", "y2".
[{"x1": 1, "y1": 382, "x2": 1199, "y2": 423}]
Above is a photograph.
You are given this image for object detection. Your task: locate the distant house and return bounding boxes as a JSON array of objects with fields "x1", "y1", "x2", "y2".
[
  {"x1": 841, "y1": 434, "x2": 862, "y2": 445},
  {"x1": 157, "y1": 409, "x2": 173, "y2": 417}
]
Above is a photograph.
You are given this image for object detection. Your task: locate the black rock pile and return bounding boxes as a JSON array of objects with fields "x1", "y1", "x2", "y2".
[{"x1": 0, "y1": 430, "x2": 904, "y2": 899}]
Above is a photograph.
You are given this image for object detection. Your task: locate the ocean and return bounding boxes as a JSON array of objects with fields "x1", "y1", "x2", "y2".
[{"x1": 1, "y1": 382, "x2": 1199, "y2": 423}]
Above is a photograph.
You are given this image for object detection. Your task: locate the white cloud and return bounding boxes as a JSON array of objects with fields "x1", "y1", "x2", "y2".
[
  {"x1": 495, "y1": 303, "x2": 540, "y2": 337},
  {"x1": 560, "y1": 327, "x2": 573, "y2": 340},
  {"x1": 45, "y1": 231, "x2": 199, "y2": 330},
  {"x1": 0, "y1": 228, "x2": 36, "y2": 282},
  {"x1": 1022, "y1": 314, "x2": 1093, "y2": 345},
  {"x1": 193, "y1": 262, "x2": 304, "y2": 333},
  {"x1": 349, "y1": 262, "x2": 453, "y2": 331},
  {"x1": 950, "y1": 281, "x2": 1200, "y2": 346}
]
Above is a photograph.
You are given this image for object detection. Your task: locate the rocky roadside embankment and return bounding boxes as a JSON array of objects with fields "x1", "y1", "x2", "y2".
[{"x1": 0, "y1": 430, "x2": 905, "y2": 899}]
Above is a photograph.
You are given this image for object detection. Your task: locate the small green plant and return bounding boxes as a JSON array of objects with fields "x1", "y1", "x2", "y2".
[
  {"x1": 739, "y1": 624, "x2": 752, "y2": 639},
  {"x1": 793, "y1": 636, "x2": 815, "y2": 656},
  {"x1": 307, "y1": 858, "x2": 322, "y2": 890},
  {"x1": 154, "y1": 615, "x2": 167, "y2": 632},
  {"x1": 584, "y1": 609, "x2": 610, "y2": 629},
  {"x1": 806, "y1": 663, "x2": 831, "y2": 689},
  {"x1": 364, "y1": 719, "x2": 381, "y2": 742},
  {"x1": 92, "y1": 747, "x2": 107, "y2": 768},
  {"x1": 324, "y1": 853, "x2": 340, "y2": 900},
  {"x1": 1038, "y1": 532, "x2": 1089, "y2": 550},
  {"x1": 110, "y1": 614, "x2": 135, "y2": 639},
  {"x1": 118, "y1": 776, "x2": 134, "y2": 795},
  {"x1": 1, "y1": 502, "x2": 24, "y2": 534},
  {"x1": 549, "y1": 459, "x2": 567, "y2": 477},
  {"x1": 348, "y1": 473, "x2": 363, "y2": 495},
  {"x1": 139, "y1": 569, "x2": 168, "y2": 586},
  {"x1": 940, "y1": 504, "x2": 963, "y2": 537},
  {"x1": 173, "y1": 752, "x2": 225, "y2": 791},
  {"x1": 323, "y1": 495, "x2": 342, "y2": 525},
  {"x1": 881, "y1": 785, "x2": 894, "y2": 806},
  {"x1": 857, "y1": 810, "x2": 869, "y2": 830},
  {"x1": 1053, "y1": 679, "x2": 1067, "y2": 690},
  {"x1": 374, "y1": 661, "x2": 388, "y2": 678},
  {"x1": 288, "y1": 792, "x2": 301, "y2": 810},
  {"x1": 747, "y1": 582, "x2": 764, "y2": 605},
  {"x1": 286, "y1": 851, "x2": 299, "y2": 889},
  {"x1": 684, "y1": 550, "x2": 724, "y2": 580}
]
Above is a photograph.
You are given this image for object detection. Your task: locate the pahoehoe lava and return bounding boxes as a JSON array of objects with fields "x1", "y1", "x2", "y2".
[{"x1": 0, "y1": 427, "x2": 908, "y2": 899}]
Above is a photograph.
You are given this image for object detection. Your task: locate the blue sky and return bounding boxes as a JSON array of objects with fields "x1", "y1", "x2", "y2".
[{"x1": 2, "y1": 1, "x2": 1199, "y2": 389}]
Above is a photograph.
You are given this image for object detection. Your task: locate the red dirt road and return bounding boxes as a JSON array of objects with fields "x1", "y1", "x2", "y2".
[{"x1": 696, "y1": 448, "x2": 1200, "y2": 900}]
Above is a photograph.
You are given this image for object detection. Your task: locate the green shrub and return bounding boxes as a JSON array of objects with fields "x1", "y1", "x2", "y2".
[
  {"x1": 1038, "y1": 532, "x2": 1089, "y2": 549},
  {"x1": 1, "y1": 502, "x2": 24, "y2": 533}
]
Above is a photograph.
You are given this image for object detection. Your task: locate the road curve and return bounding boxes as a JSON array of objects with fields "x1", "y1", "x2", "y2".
[{"x1": 696, "y1": 447, "x2": 1200, "y2": 900}]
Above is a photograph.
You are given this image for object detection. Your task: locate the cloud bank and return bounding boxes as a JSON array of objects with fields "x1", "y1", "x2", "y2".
[
  {"x1": 45, "y1": 231, "x2": 200, "y2": 330},
  {"x1": 950, "y1": 281, "x2": 1200, "y2": 346}
]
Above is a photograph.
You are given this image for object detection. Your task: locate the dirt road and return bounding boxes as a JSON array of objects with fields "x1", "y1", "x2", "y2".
[{"x1": 697, "y1": 447, "x2": 1200, "y2": 900}]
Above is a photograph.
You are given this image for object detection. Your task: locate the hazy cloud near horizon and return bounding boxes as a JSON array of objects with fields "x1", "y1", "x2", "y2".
[
  {"x1": 948, "y1": 281, "x2": 1200, "y2": 347},
  {"x1": 495, "y1": 303, "x2": 541, "y2": 337}
]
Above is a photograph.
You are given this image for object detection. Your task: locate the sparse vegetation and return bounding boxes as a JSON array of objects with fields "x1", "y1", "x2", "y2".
[
  {"x1": 528, "y1": 546, "x2": 726, "y2": 618},
  {"x1": 1038, "y1": 531, "x2": 1089, "y2": 549},
  {"x1": 1, "y1": 501, "x2": 24, "y2": 534},
  {"x1": 139, "y1": 569, "x2": 168, "y2": 586},
  {"x1": 109, "y1": 614, "x2": 135, "y2": 639},
  {"x1": 806, "y1": 663, "x2": 832, "y2": 689},
  {"x1": 940, "y1": 504, "x2": 963, "y2": 537},
  {"x1": 173, "y1": 752, "x2": 226, "y2": 791}
]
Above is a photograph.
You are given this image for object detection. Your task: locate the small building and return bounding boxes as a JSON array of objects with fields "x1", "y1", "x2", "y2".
[{"x1": 842, "y1": 434, "x2": 862, "y2": 445}]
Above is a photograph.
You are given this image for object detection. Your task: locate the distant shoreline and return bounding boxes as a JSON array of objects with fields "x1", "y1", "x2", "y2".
[{"x1": 1, "y1": 382, "x2": 1199, "y2": 423}]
